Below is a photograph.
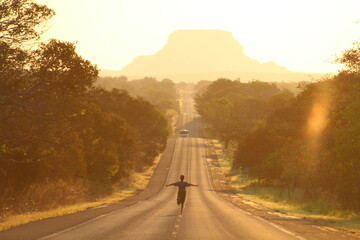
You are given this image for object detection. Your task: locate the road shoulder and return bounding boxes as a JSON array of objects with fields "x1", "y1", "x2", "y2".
[
  {"x1": 0, "y1": 137, "x2": 176, "y2": 240},
  {"x1": 203, "y1": 138, "x2": 360, "y2": 240}
]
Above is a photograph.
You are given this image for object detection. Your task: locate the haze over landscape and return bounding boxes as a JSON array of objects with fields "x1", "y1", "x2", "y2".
[
  {"x1": 104, "y1": 29, "x2": 319, "y2": 82},
  {"x1": 42, "y1": 0, "x2": 360, "y2": 76}
]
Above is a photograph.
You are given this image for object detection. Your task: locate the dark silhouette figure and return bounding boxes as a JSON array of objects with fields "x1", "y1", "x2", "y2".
[{"x1": 166, "y1": 175, "x2": 198, "y2": 213}]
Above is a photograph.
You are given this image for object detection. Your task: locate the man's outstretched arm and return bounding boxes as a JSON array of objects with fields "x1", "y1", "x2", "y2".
[
  {"x1": 189, "y1": 183, "x2": 198, "y2": 187},
  {"x1": 166, "y1": 183, "x2": 175, "y2": 187}
]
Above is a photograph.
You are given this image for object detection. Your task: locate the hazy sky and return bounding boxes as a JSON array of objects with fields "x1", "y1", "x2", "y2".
[{"x1": 40, "y1": 0, "x2": 359, "y2": 73}]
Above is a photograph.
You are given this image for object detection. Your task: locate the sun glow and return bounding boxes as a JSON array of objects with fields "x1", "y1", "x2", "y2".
[
  {"x1": 40, "y1": 0, "x2": 360, "y2": 73},
  {"x1": 308, "y1": 102, "x2": 329, "y2": 136},
  {"x1": 306, "y1": 92, "x2": 330, "y2": 151}
]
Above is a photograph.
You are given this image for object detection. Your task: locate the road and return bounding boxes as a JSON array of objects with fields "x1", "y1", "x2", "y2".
[{"x1": 1, "y1": 91, "x2": 359, "y2": 240}]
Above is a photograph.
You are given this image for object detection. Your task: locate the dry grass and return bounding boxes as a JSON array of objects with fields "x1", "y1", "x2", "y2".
[
  {"x1": 0, "y1": 188, "x2": 137, "y2": 231},
  {"x1": 0, "y1": 154, "x2": 162, "y2": 232},
  {"x1": 211, "y1": 139, "x2": 360, "y2": 233}
]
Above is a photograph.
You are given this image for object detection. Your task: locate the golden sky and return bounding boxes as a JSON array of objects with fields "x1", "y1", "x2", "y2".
[{"x1": 40, "y1": 0, "x2": 359, "y2": 73}]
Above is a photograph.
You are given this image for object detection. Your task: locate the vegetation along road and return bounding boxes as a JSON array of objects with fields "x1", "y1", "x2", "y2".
[{"x1": 1, "y1": 91, "x2": 359, "y2": 240}]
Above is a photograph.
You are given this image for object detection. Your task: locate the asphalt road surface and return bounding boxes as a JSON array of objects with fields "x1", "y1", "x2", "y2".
[{"x1": 1, "y1": 91, "x2": 360, "y2": 240}]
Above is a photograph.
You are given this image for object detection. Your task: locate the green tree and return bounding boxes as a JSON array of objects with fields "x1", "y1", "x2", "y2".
[
  {"x1": 32, "y1": 39, "x2": 98, "y2": 95},
  {"x1": 86, "y1": 88, "x2": 170, "y2": 170},
  {"x1": 195, "y1": 78, "x2": 281, "y2": 147},
  {"x1": 323, "y1": 72, "x2": 360, "y2": 209}
]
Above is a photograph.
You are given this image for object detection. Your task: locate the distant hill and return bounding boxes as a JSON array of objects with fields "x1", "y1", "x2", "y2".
[{"x1": 101, "y1": 29, "x2": 323, "y2": 82}]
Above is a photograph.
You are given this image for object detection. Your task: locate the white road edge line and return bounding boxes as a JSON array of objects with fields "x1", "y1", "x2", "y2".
[
  {"x1": 202, "y1": 138, "x2": 309, "y2": 240},
  {"x1": 39, "y1": 138, "x2": 179, "y2": 240},
  {"x1": 251, "y1": 215, "x2": 308, "y2": 240},
  {"x1": 38, "y1": 212, "x2": 111, "y2": 240},
  {"x1": 38, "y1": 198, "x2": 146, "y2": 240}
]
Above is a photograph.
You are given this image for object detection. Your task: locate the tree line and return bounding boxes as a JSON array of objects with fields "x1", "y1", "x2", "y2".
[
  {"x1": 195, "y1": 43, "x2": 360, "y2": 210},
  {"x1": 96, "y1": 76, "x2": 179, "y2": 116},
  {"x1": 0, "y1": 0, "x2": 171, "y2": 216}
]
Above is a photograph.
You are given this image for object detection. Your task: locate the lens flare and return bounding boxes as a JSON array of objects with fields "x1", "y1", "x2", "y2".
[{"x1": 306, "y1": 93, "x2": 330, "y2": 151}]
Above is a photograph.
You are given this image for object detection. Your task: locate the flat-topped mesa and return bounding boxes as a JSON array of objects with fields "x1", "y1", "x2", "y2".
[{"x1": 120, "y1": 29, "x2": 290, "y2": 76}]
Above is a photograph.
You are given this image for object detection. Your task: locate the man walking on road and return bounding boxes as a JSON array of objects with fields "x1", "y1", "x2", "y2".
[{"x1": 166, "y1": 175, "x2": 198, "y2": 213}]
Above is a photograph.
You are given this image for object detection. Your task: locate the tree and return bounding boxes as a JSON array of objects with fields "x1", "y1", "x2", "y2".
[
  {"x1": 195, "y1": 78, "x2": 281, "y2": 147},
  {"x1": 96, "y1": 76, "x2": 179, "y2": 115},
  {"x1": 85, "y1": 88, "x2": 170, "y2": 170},
  {"x1": 0, "y1": 0, "x2": 54, "y2": 47},
  {"x1": 31, "y1": 39, "x2": 98, "y2": 95},
  {"x1": 336, "y1": 42, "x2": 360, "y2": 74},
  {"x1": 0, "y1": 0, "x2": 173, "y2": 214},
  {"x1": 323, "y1": 72, "x2": 360, "y2": 209},
  {"x1": 0, "y1": 0, "x2": 54, "y2": 99}
]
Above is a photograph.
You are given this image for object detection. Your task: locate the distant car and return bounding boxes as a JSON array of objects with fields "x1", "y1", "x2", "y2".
[{"x1": 179, "y1": 129, "x2": 189, "y2": 137}]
